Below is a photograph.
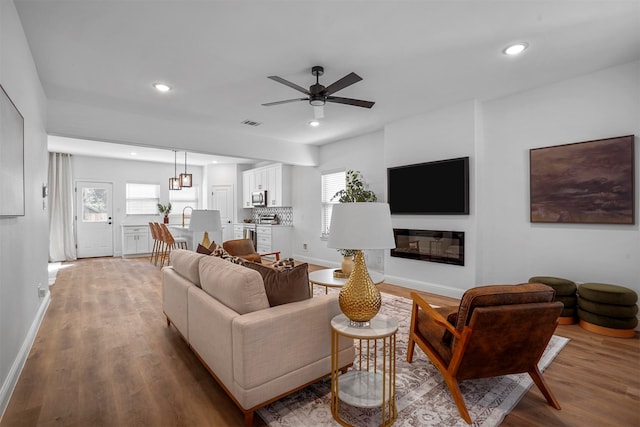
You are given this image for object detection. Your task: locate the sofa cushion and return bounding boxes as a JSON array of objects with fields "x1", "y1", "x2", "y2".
[
  {"x1": 199, "y1": 255, "x2": 269, "y2": 314},
  {"x1": 170, "y1": 249, "x2": 206, "y2": 287},
  {"x1": 243, "y1": 262, "x2": 311, "y2": 307}
]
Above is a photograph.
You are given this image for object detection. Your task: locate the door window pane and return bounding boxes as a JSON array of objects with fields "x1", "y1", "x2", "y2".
[{"x1": 82, "y1": 188, "x2": 108, "y2": 222}]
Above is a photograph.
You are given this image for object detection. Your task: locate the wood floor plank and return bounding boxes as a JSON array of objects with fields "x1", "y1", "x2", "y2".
[{"x1": 1, "y1": 257, "x2": 638, "y2": 426}]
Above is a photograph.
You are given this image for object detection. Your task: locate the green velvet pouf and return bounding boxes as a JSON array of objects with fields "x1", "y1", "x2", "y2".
[
  {"x1": 554, "y1": 295, "x2": 578, "y2": 307},
  {"x1": 529, "y1": 276, "x2": 577, "y2": 296},
  {"x1": 578, "y1": 297, "x2": 639, "y2": 318},
  {"x1": 578, "y1": 283, "x2": 638, "y2": 306},
  {"x1": 529, "y1": 276, "x2": 578, "y2": 323},
  {"x1": 577, "y1": 308, "x2": 638, "y2": 330}
]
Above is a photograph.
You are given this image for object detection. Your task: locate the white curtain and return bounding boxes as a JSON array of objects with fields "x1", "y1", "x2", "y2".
[{"x1": 48, "y1": 153, "x2": 77, "y2": 261}]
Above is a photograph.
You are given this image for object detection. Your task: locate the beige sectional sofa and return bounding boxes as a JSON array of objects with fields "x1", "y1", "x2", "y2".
[{"x1": 162, "y1": 249, "x2": 355, "y2": 426}]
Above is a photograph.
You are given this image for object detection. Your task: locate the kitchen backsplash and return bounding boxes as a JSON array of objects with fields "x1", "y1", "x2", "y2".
[{"x1": 252, "y1": 207, "x2": 293, "y2": 225}]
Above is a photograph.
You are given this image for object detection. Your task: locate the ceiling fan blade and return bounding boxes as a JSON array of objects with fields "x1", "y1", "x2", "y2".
[
  {"x1": 326, "y1": 96, "x2": 375, "y2": 108},
  {"x1": 267, "y1": 76, "x2": 310, "y2": 95},
  {"x1": 324, "y1": 72, "x2": 362, "y2": 96},
  {"x1": 262, "y1": 98, "x2": 308, "y2": 106},
  {"x1": 314, "y1": 105, "x2": 325, "y2": 119}
]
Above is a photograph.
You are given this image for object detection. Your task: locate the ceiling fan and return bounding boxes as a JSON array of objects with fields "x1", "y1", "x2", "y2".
[{"x1": 262, "y1": 66, "x2": 375, "y2": 118}]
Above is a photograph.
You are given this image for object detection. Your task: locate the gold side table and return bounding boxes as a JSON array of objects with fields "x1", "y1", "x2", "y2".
[{"x1": 331, "y1": 313, "x2": 398, "y2": 427}]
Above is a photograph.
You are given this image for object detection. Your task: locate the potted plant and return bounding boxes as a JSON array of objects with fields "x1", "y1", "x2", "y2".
[
  {"x1": 332, "y1": 170, "x2": 377, "y2": 275},
  {"x1": 157, "y1": 203, "x2": 172, "y2": 224}
]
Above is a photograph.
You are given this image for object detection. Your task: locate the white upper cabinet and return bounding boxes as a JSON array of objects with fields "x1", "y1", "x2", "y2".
[
  {"x1": 242, "y1": 170, "x2": 252, "y2": 208},
  {"x1": 243, "y1": 163, "x2": 291, "y2": 207}
]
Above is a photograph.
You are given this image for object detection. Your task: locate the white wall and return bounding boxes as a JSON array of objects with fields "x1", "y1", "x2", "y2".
[
  {"x1": 481, "y1": 61, "x2": 639, "y2": 294},
  {"x1": 383, "y1": 101, "x2": 479, "y2": 296},
  {"x1": 291, "y1": 131, "x2": 384, "y2": 267},
  {"x1": 292, "y1": 61, "x2": 639, "y2": 300},
  {"x1": 205, "y1": 162, "x2": 255, "y2": 226},
  {"x1": 0, "y1": 0, "x2": 50, "y2": 417},
  {"x1": 71, "y1": 155, "x2": 203, "y2": 256}
]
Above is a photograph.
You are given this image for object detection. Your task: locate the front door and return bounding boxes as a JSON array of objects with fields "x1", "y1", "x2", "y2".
[
  {"x1": 76, "y1": 181, "x2": 113, "y2": 258},
  {"x1": 210, "y1": 184, "x2": 233, "y2": 242}
]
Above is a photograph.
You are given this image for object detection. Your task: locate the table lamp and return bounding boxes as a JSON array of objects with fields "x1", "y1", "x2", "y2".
[
  {"x1": 188, "y1": 210, "x2": 222, "y2": 247},
  {"x1": 327, "y1": 202, "x2": 395, "y2": 327}
]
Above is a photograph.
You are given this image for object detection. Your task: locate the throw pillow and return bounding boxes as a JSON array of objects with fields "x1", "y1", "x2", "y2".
[
  {"x1": 270, "y1": 257, "x2": 295, "y2": 270},
  {"x1": 196, "y1": 244, "x2": 213, "y2": 255},
  {"x1": 243, "y1": 261, "x2": 310, "y2": 307},
  {"x1": 207, "y1": 243, "x2": 245, "y2": 265}
]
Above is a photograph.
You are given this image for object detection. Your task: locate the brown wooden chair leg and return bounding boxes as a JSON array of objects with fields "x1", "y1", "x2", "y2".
[
  {"x1": 529, "y1": 367, "x2": 561, "y2": 409},
  {"x1": 407, "y1": 335, "x2": 416, "y2": 363},
  {"x1": 244, "y1": 410, "x2": 254, "y2": 426},
  {"x1": 443, "y1": 375, "x2": 472, "y2": 424}
]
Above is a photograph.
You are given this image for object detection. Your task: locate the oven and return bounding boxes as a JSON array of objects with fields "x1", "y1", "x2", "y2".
[{"x1": 243, "y1": 223, "x2": 257, "y2": 249}]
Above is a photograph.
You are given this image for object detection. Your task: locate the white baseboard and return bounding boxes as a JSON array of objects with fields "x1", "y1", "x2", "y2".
[
  {"x1": 0, "y1": 291, "x2": 51, "y2": 422},
  {"x1": 383, "y1": 274, "x2": 466, "y2": 299},
  {"x1": 292, "y1": 254, "x2": 465, "y2": 300}
]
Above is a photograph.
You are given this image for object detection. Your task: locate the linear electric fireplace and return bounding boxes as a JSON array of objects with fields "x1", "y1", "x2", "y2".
[{"x1": 391, "y1": 229, "x2": 465, "y2": 266}]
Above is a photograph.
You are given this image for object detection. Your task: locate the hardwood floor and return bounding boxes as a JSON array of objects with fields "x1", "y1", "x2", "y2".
[{"x1": 2, "y1": 257, "x2": 638, "y2": 426}]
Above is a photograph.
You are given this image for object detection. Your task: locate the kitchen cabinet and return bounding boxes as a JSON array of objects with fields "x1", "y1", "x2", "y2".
[
  {"x1": 256, "y1": 225, "x2": 292, "y2": 260},
  {"x1": 242, "y1": 163, "x2": 291, "y2": 207},
  {"x1": 122, "y1": 225, "x2": 151, "y2": 257},
  {"x1": 242, "y1": 171, "x2": 252, "y2": 208},
  {"x1": 233, "y1": 224, "x2": 244, "y2": 239}
]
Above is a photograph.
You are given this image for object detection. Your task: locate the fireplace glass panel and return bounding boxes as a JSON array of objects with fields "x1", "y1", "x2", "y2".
[{"x1": 391, "y1": 229, "x2": 464, "y2": 266}]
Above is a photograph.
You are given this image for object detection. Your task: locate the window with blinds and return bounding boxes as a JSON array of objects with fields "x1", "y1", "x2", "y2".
[
  {"x1": 321, "y1": 170, "x2": 346, "y2": 238},
  {"x1": 126, "y1": 183, "x2": 160, "y2": 215},
  {"x1": 169, "y1": 186, "x2": 200, "y2": 218}
]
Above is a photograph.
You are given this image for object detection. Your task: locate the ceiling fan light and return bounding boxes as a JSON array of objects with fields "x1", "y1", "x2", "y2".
[
  {"x1": 309, "y1": 120, "x2": 320, "y2": 127},
  {"x1": 310, "y1": 99, "x2": 325, "y2": 107}
]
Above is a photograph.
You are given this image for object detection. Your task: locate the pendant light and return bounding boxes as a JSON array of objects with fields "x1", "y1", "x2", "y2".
[
  {"x1": 179, "y1": 152, "x2": 192, "y2": 187},
  {"x1": 169, "y1": 150, "x2": 182, "y2": 190}
]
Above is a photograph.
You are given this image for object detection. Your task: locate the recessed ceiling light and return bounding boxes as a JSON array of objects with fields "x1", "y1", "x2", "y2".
[
  {"x1": 152, "y1": 83, "x2": 171, "y2": 92},
  {"x1": 309, "y1": 120, "x2": 320, "y2": 127},
  {"x1": 130, "y1": 152, "x2": 137, "y2": 156},
  {"x1": 503, "y1": 42, "x2": 528, "y2": 56}
]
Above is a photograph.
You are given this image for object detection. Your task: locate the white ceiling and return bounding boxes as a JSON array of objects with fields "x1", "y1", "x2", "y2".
[{"x1": 15, "y1": 0, "x2": 640, "y2": 166}]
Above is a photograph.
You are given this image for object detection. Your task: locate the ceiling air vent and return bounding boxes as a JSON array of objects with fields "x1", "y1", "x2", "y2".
[{"x1": 241, "y1": 119, "x2": 262, "y2": 127}]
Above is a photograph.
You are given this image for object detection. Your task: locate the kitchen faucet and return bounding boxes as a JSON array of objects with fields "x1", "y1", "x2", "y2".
[{"x1": 182, "y1": 206, "x2": 193, "y2": 227}]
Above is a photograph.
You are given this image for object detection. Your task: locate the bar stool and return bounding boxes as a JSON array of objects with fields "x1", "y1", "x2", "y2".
[
  {"x1": 159, "y1": 223, "x2": 188, "y2": 266},
  {"x1": 149, "y1": 222, "x2": 160, "y2": 265}
]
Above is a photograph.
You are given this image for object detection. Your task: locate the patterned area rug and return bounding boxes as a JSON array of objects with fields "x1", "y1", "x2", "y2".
[{"x1": 257, "y1": 289, "x2": 569, "y2": 427}]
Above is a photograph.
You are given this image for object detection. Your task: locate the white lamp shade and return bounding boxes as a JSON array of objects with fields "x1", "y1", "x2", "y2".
[
  {"x1": 188, "y1": 210, "x2": 222, "y2": 232},
  {"x1": 327, "y1": 203, "x2": 396, "y2": 250}
]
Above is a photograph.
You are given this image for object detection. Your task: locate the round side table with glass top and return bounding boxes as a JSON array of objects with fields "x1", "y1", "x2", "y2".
[
  {"x1": 309, "y1": 268, "x2": 384, "y2": 295},
  {"x1": 330, "y1": 313, "x2": 398, "y2": 427}
]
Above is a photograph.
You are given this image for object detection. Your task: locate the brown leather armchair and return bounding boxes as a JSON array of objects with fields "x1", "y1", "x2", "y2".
[
  {"x1": 407, "y1": 283, "x2": 563, "y2": 424},
  {"x1": 222, "y1": 238, "x2": 280, "y2": 263}
]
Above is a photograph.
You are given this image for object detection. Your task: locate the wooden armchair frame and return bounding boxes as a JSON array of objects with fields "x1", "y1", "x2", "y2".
[{"x1": 407, "y1": 290, "x2": 563, "y2": 424}]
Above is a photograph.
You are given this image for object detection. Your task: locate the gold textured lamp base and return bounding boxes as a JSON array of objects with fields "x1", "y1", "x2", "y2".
[
  {"x1": 201, "y1": 231, "x2": 211, "y2": 248},
  {"x1": 338, "y1": 250, "x2": 381, "y2": 327}
]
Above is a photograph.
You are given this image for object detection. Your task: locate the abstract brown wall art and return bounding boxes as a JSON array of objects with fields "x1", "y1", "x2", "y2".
[{"x1": 530, "y1": 135, "x2": 635, "y2": 224}]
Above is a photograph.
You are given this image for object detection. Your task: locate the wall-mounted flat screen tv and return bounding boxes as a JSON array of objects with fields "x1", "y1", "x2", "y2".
[{"x1": 387, "y1": 157, "x2": 469, "y2": 214}]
